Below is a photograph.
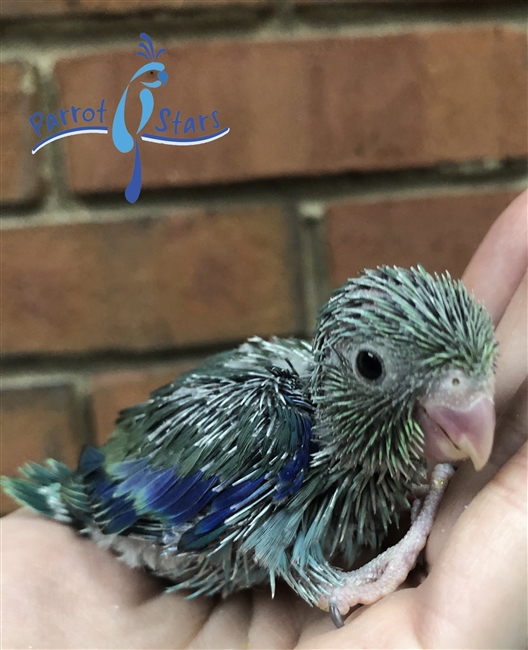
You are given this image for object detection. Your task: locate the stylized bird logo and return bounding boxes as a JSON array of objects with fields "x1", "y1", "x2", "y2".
[{"x1": 112, "y1": 33, "x2": 168, "y2": 203}]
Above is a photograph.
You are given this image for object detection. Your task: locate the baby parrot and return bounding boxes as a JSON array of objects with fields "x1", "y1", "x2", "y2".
[{"x1": 2, "y1": 266, "x2": 497, "y2": 626}]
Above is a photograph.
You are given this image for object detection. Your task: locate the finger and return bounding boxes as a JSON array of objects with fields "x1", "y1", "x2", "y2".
[
  {"x1": 246, "y1": 588, "x2": 305, "y2": 650},
  {"x1": 463, "y1": 190, "x2": 527, "y2": 325},
  {"x1": 417, "y1": 442, "x2": 528, "y2": 650},
  {"x1": 186, "y1": 592, "x2": 252, "y2": 649},
  {"x1": 494, "y1": 272, "x2": 528, "y2": 415}
]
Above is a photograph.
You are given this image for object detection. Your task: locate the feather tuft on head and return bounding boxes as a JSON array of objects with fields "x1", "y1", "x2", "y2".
[{"x1": 136, "y1": 33, "x2": 166, "y2": 61}]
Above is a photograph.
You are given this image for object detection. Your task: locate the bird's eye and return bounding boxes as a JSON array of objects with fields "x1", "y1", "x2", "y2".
[
  {"x1": 355, "y1": 350, "x2": 384, "y2": 381},
  {"x1": 150, "y1": 71, "x2": 154, "y2": 75}
]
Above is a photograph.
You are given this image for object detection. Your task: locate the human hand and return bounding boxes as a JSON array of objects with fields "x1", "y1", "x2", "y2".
[{"x1": 2, "y1": 192, "x2": 526, "y2": 649}]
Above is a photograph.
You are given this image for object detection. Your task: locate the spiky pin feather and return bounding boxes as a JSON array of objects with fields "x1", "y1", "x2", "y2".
[{"x1": 2, "y1": 266, "x2": 497, "y2": 626}]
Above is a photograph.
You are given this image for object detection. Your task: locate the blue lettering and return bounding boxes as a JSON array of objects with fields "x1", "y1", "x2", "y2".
[
  {"x1": 211, "y1": 110, "x2": 220, "y2": 129},
  {"x1": 82, "y1": 107, "x2": 95, "y2": 122},
  {"x1": 29, "y1": 112, "x2": 43, "y2": 137},
  {"x1": 96, "y1": 98, "x2": 107, "y2": 123},
  {"x1": 47, "y1": 113, "x2": 60, "y2": 131},
  {"x1": 71, "y1": 106, "x2": 81, "y2": 123},
  {"x1": 184, "y1": 117, "x2": 196, "y2": 134},
  {"x1": 171, "y1": 110, "x2": 182, "y2": 134},
  {"x1": 198, "y1": 114, "x2": 209, "y2": 132},
  {"x1": 155, "y1": 107, "x2": 170, "y2": 133},
  {"x1": 59, "y1": 108, "x2": 70, "y2": 126}
]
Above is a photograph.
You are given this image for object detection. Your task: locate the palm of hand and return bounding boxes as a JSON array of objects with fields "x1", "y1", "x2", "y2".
[{"x1": 2, "y1": 193, "x2": 526, "y2": 650}]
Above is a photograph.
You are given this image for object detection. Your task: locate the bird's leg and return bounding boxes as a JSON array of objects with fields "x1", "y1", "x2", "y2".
[{"x1": 319, "y1": 463, "x2": 455, "y2": 628}]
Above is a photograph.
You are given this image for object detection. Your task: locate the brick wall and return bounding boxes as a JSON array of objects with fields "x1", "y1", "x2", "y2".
[{"x1": 1, "y1": 0, "x2": 526, "y2": 513}]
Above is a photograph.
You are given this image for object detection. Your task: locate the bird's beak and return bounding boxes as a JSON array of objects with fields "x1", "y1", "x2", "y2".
[
  {"x1": 158, "y1": 71, "x2": 168, "y2": 86},
  {"x1": 416, "y1": 371, "x2": 495, "y2": 471}
]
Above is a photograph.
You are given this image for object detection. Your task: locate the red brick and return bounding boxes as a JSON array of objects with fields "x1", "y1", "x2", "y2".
[
  {"x1": 494, "y1": 27, "x2": 528, "y2": 158},
  {"x1": 325, "y1": 189, "x2": 521, "y2": 288},
  {"x1": 51, "y1": 26, "x2": 527, "y2": 195},
  {"x1": 1, "y1": 207, "x2": 300, "y2": 355},
  {"x1": 0, "y1": 1, "x2": 69, "y2": 16},
  {"x1": 1, "y1": 384, "x2": 82, "y2": 514},
  {"x1": 421, "y1": 27, "x2": 527, "y2": 161},
  {"x1": 0, "y1": 62, "x2": 43, "y2": 204},
  {"x1": 91, "y1": 362, "x2": 199, "y2": 445}
]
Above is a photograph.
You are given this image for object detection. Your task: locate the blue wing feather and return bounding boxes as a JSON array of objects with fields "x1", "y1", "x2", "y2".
[
  {"x1": 140, "y1": 469, "x2": 180, "y2": 506},
  {"x1": 68, "y1": 339, "x2": 316, "y2": 550},
  {"x1": 145, "y1": 471, "x2": 204, "y2": 512},
  {"x1": 211, "y1": 477, "x2": 266, "y2": 511},
  {"x1": 163, "y1": 476, "x2": 218, "y2": 525}
]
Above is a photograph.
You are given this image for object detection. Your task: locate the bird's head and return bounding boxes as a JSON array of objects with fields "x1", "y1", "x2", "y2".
[
  {"x1": 130, "y1": 62, "x2": 168, "y2": 88},
  {"x1": 311, "y1": 266, "x2": 497, "y2": 477},
  {"x1": 131, "y1": 33, "x2": 168, "y2": 87}
]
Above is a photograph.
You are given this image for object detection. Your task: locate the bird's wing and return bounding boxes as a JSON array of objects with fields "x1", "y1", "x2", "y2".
[{"x1": 61, "y1": 338, "x2": 316, "y2": 550}]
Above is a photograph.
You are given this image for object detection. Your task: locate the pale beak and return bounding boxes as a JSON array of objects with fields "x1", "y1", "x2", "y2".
[{"x1": 416, "y1": 371, "x2": 496, "y2": 471}]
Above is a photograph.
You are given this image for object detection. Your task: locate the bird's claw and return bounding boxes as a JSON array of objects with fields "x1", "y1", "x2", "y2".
[{"x1": 329, "y1": 601, "x2": 344, "y2": 628}]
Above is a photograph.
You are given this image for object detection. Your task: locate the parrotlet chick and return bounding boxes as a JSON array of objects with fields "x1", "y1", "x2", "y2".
[{"x1": 2, "y1": 266, "x2": 497, "y2": 627}]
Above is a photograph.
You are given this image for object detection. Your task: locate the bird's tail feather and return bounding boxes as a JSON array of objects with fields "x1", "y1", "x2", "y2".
[
  {"x1": 1, "y1": 459, "x2": 74, "y2": 523},
  {"x1": 125, "y1": 138, "x2": 142, "y2": 203}
]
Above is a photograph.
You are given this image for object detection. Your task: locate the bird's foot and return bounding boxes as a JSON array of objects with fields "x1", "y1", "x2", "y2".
[{"x1": 319, "y1": 463, "x2": 455, "y2": 628}]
